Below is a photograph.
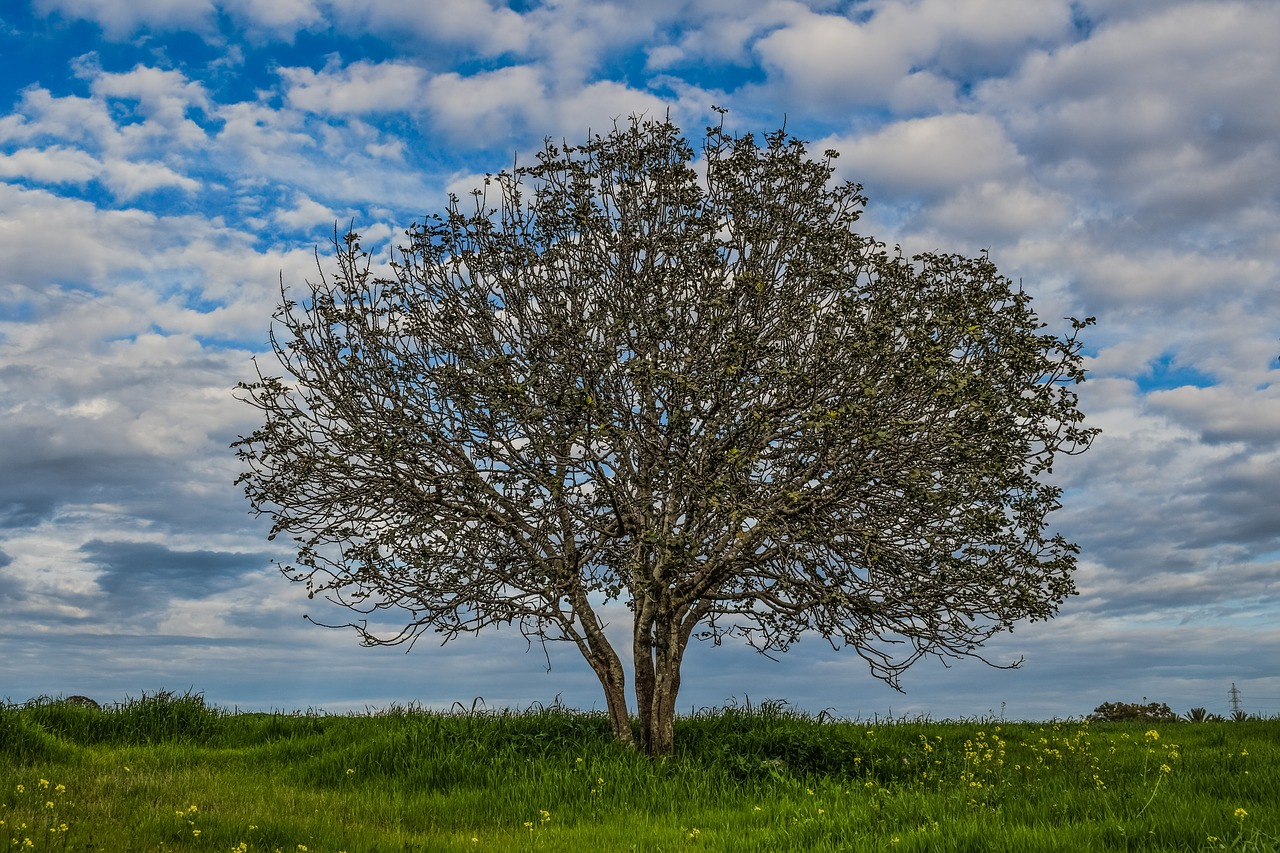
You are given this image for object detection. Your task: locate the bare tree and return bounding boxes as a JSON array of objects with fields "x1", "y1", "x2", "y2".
[{"x1": 234, "y1": 114, "x2": 1097, "y2": 755}]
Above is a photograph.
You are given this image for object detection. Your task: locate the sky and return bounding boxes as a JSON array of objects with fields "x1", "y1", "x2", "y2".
[{"x1": 1, "y1": 0, "x2": 1277, "y2": 722}]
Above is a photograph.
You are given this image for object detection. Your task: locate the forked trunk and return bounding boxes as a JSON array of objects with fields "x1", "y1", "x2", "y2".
[{"x1": 634, "y1": 611, "x2": 686, "y2": 756}]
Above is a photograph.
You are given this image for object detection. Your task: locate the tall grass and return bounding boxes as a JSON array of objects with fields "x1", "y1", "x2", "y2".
[{"x1": 1, "y1": 692, "x2": 1276, "y2": 852}]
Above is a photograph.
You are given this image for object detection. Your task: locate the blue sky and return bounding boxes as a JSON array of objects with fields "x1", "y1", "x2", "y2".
[{"x1": 1, "y1": 0, "x2": 1277, "y2": 720}]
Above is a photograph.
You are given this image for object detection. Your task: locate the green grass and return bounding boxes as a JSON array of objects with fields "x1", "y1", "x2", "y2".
[{"x1": 2, "y1": 692, "x2": 1276, "y2": 852}]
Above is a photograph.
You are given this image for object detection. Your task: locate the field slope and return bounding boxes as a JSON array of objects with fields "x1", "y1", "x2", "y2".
[{"x1": 2, "y1": 694, "x2": 1276, "y2": 852}]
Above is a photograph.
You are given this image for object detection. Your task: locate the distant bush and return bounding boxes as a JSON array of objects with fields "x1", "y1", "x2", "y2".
[{"x1": 1089, "y1": 701, "x2": 1179, "y2": 722}]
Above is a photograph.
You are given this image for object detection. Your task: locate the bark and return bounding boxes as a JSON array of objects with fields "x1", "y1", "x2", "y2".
[
  {"x1": 634, "y1": 603, "x2": 692, "y2": 756},
  {"x1": 591, "y1": 654, "x2": 634, "y2": 747},
  {"x1": 573, "y1": 586, "x2": 636, "y2": 747},
  {"x1": 633, "y1": 608, "x2": 657, "y2": 754}
]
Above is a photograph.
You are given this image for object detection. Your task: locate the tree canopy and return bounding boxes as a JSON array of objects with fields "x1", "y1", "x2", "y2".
[{"x1": 234, "y1": 114, "x2": 1097, "y2": 754}]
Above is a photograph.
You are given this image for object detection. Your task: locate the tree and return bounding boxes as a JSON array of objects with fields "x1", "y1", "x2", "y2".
[{"x1": 234, "y1": 114, "x2": 1097, "y2": 755}]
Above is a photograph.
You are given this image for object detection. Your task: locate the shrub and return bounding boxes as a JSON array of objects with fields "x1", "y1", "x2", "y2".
[{"x1": 1089, "y1": 701, "x2": 1179, "y2": 722}]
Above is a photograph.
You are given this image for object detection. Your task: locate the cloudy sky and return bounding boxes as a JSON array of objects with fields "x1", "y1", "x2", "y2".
[{"x1": 1, "y1": 0, "x2": 1277, "y2": 721}]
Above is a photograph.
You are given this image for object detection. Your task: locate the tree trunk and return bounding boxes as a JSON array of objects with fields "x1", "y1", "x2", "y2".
[
  {"x1": 633, "y1": 611, "x2": 657, "y2": 753},
  {"x1": 634, "y1": 608, "x2": 687, "y2": 756},
  {"x1": 586, "y1": 649, "x2": 635, "y2": 748}
]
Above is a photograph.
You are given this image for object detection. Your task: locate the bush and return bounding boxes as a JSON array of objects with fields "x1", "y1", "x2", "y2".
[{"x1": 1089, "y1": 701, "x2": 1179, "y2": 722}]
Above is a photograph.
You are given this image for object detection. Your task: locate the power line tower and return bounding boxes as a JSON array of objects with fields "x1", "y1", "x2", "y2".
[{"x1": 1229, "y1": 683, "x2": 1243, "y2": 716}]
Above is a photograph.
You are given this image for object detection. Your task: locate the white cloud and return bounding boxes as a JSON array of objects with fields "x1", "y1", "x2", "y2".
[
  {"x1": 0, "y1": 66, "x2": 210, "y2": 199},
  {"x1": 752, "y1": 0, "x2": 1071, "y2": 110},
  {"x1": 274, "y1": 192, "x2": 338, "y2": 230},
  {"x1": 0, "y1": 184, "x2": 162, "y2": 289},
  {"x1": 1148, "y1": 385, "x2": 1280, "y2": 447},
  {"x1": 923, "y1": 178, "x2": 1071, "y2": 242},
  {"x1": 211, "y1": 100, "x2": 315, "y2": 169},
  {"x1": 754, "y1": 11, "x2": 911, "y2": 108},
  {"x1": 329, "y1": 0, "x2": 530, "y2": 56},
  {"x1": 0, "y1": 87, "x2": 119, "y2": 148},
  {"x1": 364, "y1": 139, "x2": 405, "y2": 160},
  {"x1": 825, "y1": 113, "x2": 1024, "y2": 196},
  {"x1": 421, "y1": 66, "x2": 672, "y2": 147},
  {"x1": 0, "y1": 145, "x2": 100, "y2": 184},
  {"x1": 222, "y1": 0, "x2": 324, "y2": 34},
  {"x1": 980, "y1": 2, "x2": 1280, "y2": 191},
  {"x1": 644, "y1": 0, "x2": 812, "y2": 69},
  {"x1": 424, "y1": 66, "x2": 545, "y2": 137},
  {"x1": 33, "y1": 0, "x2": 216, "y2": 38},
  {"x1": 0, "y1": 137, "x2": 198, "y2": 202},
  {"x1": 89, "y1": 64, "x2": 211, "y2": 125},
  {"x1": 281, "y1": 61, "x2": 430, "y2": 115},
  {"x1": 101, "y1": 159, "x2": 201, "y2": 198},
  {"x1": 1046, "y1": 242, "x2": 1273, "y2": 314}
]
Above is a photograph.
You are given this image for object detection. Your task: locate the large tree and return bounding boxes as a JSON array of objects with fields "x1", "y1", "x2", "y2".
[{"x1": 234, "y1": 114, "x2": 1096, "y2": 755}]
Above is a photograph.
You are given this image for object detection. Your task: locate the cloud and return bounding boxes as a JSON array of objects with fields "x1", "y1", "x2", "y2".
[
  {"x1": 222, "y1": 0, "x2": 324, "y2": 35},
  {"x1": 273, "y1": 192, "x2": 339, "y2": 230},
  {"x1": 1148, "y1": 385, "x2": 1280, "y2": 448},
  {"x1": 281, "y1": 61, "x2": 431, "y2": 115},
  {"x1": 825, "y1": 114, "x2": 1024, "y2": 197},
  {"x1": 0, "y1": 146, "x2": 197, "y2": 199},
  {"x1": 333, "y1": 0, "x2": 530, "y2": 56},
  {"x1": 420, "y1": 66, "x2": 673, "y2": 148},
  {"x1": 922, "y1": 178, "x2": 1071, "y2": 242},
  {"x1": 0, "y1": 65, "x2": 210, "y2": 201},
  {"x1": 0, "y1": 185, "x2": 163, "y2": 288},
  {"x1": 0, "y1": 145, "x2": 100, "y2": 184},
  {"x1": 0, "y1": 86, "x2": 120, "y2": 148},
  {"x1": 33, "y1": 0, "x2": 217, "y2": 38},
  {"x1": 81, "y1": 539, "x2": 270, "y2": 614},
  {"x1": 978, "y1": 1, "x2": 1280, "y2": 239},
  {"x1": 751, "y1": 1, "x2": 1071, "y2": 111},
  {"x1": 87, "y1": 64, "x2": 211, "y2": 132},
  {"x1": 754, "y1": 10, "x2": 913, "y2": 108}
]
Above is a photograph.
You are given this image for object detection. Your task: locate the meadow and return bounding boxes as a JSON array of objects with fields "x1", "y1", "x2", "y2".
[{"x1": 1, "y1": 692, "x2": 1275, "y2": 852}]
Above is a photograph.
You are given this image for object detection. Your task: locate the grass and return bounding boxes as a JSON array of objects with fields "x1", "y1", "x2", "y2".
[{"x1": 1, "y1": 692, "x2": 1276, "y2": 852}]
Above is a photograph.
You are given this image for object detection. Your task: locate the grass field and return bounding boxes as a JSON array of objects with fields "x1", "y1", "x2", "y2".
[{"x1": 1, "y1": 692, "x2": 1276, "y2": 852}]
